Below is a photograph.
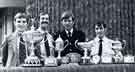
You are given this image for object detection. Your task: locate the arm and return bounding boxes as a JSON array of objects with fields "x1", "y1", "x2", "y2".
[
  {"x1": 6, "y1": 45, "x2": 14, "y2": 67},
  {"x1": 75, "y1": 31, "x2": 86, "y2": 51},
  {"x1": 1, "y1": 37, "x2": 8, "y2": 67}
]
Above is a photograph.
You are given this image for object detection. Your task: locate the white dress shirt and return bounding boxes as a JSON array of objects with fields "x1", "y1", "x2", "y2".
[
  {"x1": 90, "y1": 36, "x2": 115, "y2": 57},
  {"x1": 65, "y1": 28, "x2": 73, "y2": 37},
  {"x1": 37, "y1": 28, "x2": 54, "y2": 57}
]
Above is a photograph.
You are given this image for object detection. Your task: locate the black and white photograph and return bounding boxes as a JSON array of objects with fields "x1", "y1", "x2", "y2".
[{"x1": 0, "y1": 0, "x2": 135, "y2": 72}]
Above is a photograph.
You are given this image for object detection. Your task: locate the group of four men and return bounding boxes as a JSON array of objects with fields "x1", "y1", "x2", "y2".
[{"x1": 1, "y1": 10, "x2": 122, "y2": 67}]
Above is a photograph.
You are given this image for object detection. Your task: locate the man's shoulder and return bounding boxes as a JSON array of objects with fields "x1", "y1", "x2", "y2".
[
  {"x1": 46, "y1": 32, "x2": 53, "y2": 38},
  {"x1": 76, "y1": 30, "x2": 85, "y2": 34},
  {"x1": 6, "y1": 33, "x2": 16, "y2": 40},
  {"x1": 104, "y1": 37, "x2": 115, "y2": 43}
]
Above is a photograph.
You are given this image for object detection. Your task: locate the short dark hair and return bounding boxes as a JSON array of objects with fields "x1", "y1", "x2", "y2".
[
  {"x1": 61, "y1": 11, "x2": 75, "y2": 21},
  {"x1": 39, "y1": 12, "x2": 48, "y2": 16},
  {"x1": 38, "y1": 12, "x2": 49, "y2": 20},
  {"x1": 95, "y1": 21, "x2": 107, "y2": 28},
  {"x1": 14, "y1": 13, "x2": 27, "y2": 21}
]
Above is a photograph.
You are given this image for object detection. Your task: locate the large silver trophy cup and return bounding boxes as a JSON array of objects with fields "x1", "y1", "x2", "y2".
[{"x1": 22, "y1": 25, "x2": 43, "y2": 67}]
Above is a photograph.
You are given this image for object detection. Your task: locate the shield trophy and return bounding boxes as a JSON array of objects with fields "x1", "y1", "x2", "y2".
[{"x1": 22, "y1": 26, "x2": 43, "y2": 67}]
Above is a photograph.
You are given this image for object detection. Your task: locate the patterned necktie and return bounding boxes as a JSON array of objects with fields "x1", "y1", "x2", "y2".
[
  {"x1": 19, "y1": 36, "x2": 26, "y2": 65},
  {"x1": 44, "y1": 35, "x2": 50, "y2": 57},
  {"x1": 98, "y1": 39, "x2": 103, "y2": 56}
]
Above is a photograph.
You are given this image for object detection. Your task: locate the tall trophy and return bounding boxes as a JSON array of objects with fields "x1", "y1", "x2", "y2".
[
  {"x1": 22, "y1": 25, "x2": 43, "y2": 67},
  {"x1": 55, "y1": 35, "x2": 64, "y2": 59},
  {"x1": 55, "y1": 35, "x2": 69, "y2": 65}
]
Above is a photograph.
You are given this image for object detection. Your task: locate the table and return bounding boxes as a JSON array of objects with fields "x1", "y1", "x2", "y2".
[{"x1": 0, "y1": 63, "x2": 135, "y2": 72}]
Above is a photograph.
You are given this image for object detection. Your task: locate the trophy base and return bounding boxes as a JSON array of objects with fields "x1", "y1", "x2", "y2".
[
  {"x1": 22, "y1": 56, "x2": 42, "y2": 67},
  {"x1": 79, "y1": 57, "x2": 91, "y2": 65},
  {"x1": 21, "y1": 64, "x2": 42, "y2": 67},
  {"x1": 101, "y1": 56, "x2": 112, "y2": 64},
  {"x1": 44, "y1": 57, "x2": 58, "y2": 67}
]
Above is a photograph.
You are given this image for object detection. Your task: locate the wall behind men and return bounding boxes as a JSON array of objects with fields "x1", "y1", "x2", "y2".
[
  {"x1": 0, "y1": 0, "x2": 25, "y2": 7},
  {"x1": 26, "y1": 0, "x2": 135, "y2": 55}
]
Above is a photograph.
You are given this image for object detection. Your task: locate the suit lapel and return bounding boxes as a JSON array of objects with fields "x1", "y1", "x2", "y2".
[
  {"x1": 61, "y1": 30, "x2": 68, "y2": 40},
  {"x1": 70, "y1": 28, "x2": 77, "y2": 41}
]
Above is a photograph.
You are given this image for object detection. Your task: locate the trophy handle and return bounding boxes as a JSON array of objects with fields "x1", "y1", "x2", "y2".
[
  {"x1": 63, "y1": 40, "x2": 69, "y2": 49},
  {"x1": 25, "y1": 41, "x2": 29, "y2": 57},
  {"x1": 20, "y1": 41, "x2": 25, "y2": 45}
]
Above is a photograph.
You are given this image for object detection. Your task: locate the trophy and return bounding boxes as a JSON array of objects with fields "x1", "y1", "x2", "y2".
[
  {"x1": 112, "y1": 39, "x2": 123, "y2": 63},
  {"x1": 77, "y1": 41, "x2": 93, "y2": 65},
  {"x1": 55, "y1": 35, "x2": 69, "y2": 65},
  {"x1": 22, "y1": 25, "x2": 43, "y2": 67},
  {"x1": 55, "y1": 35, "x2": 64, "y2": 59},
  {"x1": 124, "y1": 50, "x2": 134, "y2": 63},
  {"x1": 121, "y1": 40, "x2": 135, "y2": 63}
]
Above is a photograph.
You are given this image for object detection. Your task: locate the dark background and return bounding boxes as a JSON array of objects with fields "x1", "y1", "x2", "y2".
[{"x1": 26, "y1": 0, "x2": 135, "y2": 55}]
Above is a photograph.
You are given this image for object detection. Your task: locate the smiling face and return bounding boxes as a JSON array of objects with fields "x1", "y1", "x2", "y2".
[
  {"x1": 95, "y1": 24, "x2": 107, "y2": 38},
  {"x1": 14, "y1": 18, "x2": 27, "y2": 32},
  {"x1": 39, "y1": 14, "x2": 49, "y2": 30},
  {"x1": 61, "y1": 17, "x2": 74, "y2": 31}
]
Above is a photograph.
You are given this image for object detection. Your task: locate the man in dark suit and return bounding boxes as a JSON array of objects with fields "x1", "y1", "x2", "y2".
[
  {"x1": 54, "y1": 11, "x2": 86, "y2": 57},
  {"x1": 0, "y1": 13, "x2": 27, "y2": 67}
]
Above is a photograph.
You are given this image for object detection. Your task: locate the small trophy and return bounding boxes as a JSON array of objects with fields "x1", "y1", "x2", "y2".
[
  {"x1": 22, "y1": 25, "x2": 43, "y2": 67},
  {"x1": 78, "y1": 41, "x2": 93, "y2": 65},
  {"x1": 124, "y1": 50, "x2": 134, "y2": 63},
  {"x1": 112, "y1": 39, "x2": 123, "y2": 63}
]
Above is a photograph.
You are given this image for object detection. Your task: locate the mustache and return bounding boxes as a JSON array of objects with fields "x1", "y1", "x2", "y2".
[{"x1": 41, "y1": 21, "x2": 49, "y2": 24}]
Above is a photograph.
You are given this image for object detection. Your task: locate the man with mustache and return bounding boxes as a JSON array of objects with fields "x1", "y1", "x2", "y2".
[
  {"x1": 54, "y1": 11, "x2": 86, "y2": 57},
  {"x1": 1, "y1": 13, "x2": 27, "y2": 67},
  {"x1": 36, "y1": 12, "x2": 54, "y2": 58}
]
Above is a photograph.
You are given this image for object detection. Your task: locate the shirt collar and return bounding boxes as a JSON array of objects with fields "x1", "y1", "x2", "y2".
[
  {"x1": 37, "y1": 28, "x2": 48, "y2": 34},
  {"x1": 65, "y1": 28, "x2": 73, "y2": 35},
  {"x1": 15, "y1": 30, "x2": 23, "y2": 37},
  {"x1": 95, "y1": 36, "x2": 108, "y2": 42}
]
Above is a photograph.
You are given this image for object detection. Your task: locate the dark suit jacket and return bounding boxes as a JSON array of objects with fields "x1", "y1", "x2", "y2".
[{"x1": 54, "y1": 28, "x2": 86, "y2": 56}]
